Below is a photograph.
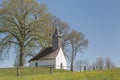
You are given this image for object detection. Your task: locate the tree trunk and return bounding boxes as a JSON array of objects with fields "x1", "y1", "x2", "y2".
[
  {"x1": 70, "y1": 60, "x2": 74, "y2": 72},
  {"x1": 19, "y1": 45, "x2": 24, "y2": 66}
]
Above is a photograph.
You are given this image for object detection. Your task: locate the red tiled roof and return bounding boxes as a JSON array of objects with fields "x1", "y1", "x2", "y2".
[{"x1": 29, "y1": 47, "x2": 59, "y2": 61}]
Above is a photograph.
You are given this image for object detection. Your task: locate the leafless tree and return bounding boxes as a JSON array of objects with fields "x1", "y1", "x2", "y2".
[
  {"x1": 95, "y1": 57, "x2": 104, "y2": 69},
  {"x1": 105, "y1": 57, "x2": 116, "y2": 69},
  {"x1": 75, "y1": 60, "x2": 83, "y2": 72},
  {"x1": 66, "y1": 30, "x2": 88, "y2": 71},
  {"x1": 83, "y1": 59, "x2": 90, "y2": 71}
]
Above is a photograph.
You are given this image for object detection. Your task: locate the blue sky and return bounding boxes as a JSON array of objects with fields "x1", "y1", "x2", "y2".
[
  {"x1": 0, "y1": 0, "x2": 120, "y2": 67},
  {"x1": 39, "y1": 0, "x2": 120, "y2": 66}
]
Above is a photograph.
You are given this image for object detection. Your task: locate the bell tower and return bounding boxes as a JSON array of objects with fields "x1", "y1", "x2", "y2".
[{"x1": 52, "y1": 28, "x2": 61, "y2": 50}]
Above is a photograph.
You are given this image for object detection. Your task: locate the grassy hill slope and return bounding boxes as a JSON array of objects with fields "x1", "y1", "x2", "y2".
[{"x1": 0, "y1": 67, "x2": 120, "y2": 80}]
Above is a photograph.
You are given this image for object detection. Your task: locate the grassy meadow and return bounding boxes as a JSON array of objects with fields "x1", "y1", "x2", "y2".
[{"x1": 0, "y1": 67, "x2": 120, "y2": 80}]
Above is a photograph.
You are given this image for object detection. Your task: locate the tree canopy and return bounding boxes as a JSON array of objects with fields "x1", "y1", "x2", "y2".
[{"x1": 0, "y1": 0, "x2": 49, "y2": 66}]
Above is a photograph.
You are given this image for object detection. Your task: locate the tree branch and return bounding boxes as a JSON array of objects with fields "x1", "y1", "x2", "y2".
[
  {"x1": 0, "y1": 41, "x2": 19, "y2": 45},
  {"x1": 24, "y1": 37, "x2": 39, "y2": 47}
]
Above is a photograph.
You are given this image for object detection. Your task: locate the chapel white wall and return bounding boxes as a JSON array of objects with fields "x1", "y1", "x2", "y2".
[
  {"x1": 55, "y1": 48, "x2": 67, "y2": 69},
  {"x1": 29, "y1": 59, "x2": 55, "y2": 67}
]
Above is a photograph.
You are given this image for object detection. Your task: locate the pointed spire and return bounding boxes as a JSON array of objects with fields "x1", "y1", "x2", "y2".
[
  {"x1": 53, "y1": 28, "x2": 60, "y2": 37},
  {"x1": 52, "y1": 28, "x2": 61, "y2": 50}
]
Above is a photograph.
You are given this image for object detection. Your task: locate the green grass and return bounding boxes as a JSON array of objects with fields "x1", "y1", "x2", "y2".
[{"x1": 0, "y1": 67, "x2": 120, "y2": 80}]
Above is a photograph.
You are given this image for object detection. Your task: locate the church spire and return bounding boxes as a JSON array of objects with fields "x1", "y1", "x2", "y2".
[{"x1": 52, "y1": 28, "x2": 61, "y2": 50}]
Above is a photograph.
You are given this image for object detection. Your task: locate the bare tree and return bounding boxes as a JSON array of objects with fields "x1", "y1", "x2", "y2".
[
  {"x1": 95, "y1": 57, "x2": 104, "y2": 69},
  {"x1": 67, "y1": 30, "x2": 88, "y2": 71},
  {"x1": 91, "y1": 62, "x2": 98, "y2": 70},
  {"x1": 110, "y1": 62, "x2": 116, "y2": 68},
  {"x1": 83, "y1": 59, "x2": 90, "y2": 71},
  {"x1": 105, "y1": 57, "x2": 115, "y2": 69},
  {"x1": 75, "y1": 60, "x2": 83, "y2": 72},
  {"x1": 51, "y1": 17, "x2": 70, "y2": 50}
]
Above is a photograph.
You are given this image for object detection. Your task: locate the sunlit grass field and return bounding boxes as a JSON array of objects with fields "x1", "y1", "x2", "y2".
[{"x1": 0, "y1": 67, "x2": 120, "y2": 80}]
